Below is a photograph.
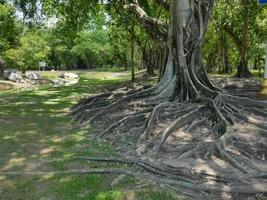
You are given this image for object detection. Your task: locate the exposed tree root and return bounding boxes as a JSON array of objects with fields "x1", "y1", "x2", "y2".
[
  {"x1": 138, "y1": 102, "x2": 172, "y2": 142},
  {"x1": 2, "y1": 165, "x2": 266, "y2": 196},
  {"x1": 0, "y1": 168, "x2": 138, "y2": 177},
  {"x1": 75, "y1": 156, "x2": 267, "y2": 194},
  {"x1": 99, "y1": 107, "x2": 153, "y2": 138},
  {"x1": 153, "y1": 106, "x2": 204, "y2": 153},
  {"x1": 69, "y1": 78, "x2": 267, "y2": 199}
]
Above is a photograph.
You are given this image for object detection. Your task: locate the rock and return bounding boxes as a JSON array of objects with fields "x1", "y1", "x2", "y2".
[
  {"x1": 52, "y1": 79, "x2": 66, "y2": 86},
  {"x1": 25, "y1": 71, "x2": 40, "y2": 80},
  {"x1": 58, "y1": 72, "x2": 79, "y2": 79},
  {"x1": 4, "y1": 69, "x2": 18, "y2": 77},
  {"x1": 9, "y1": 72, "x2": 24, "y2": 82},
  {"x1": 4, "y1": 69, "x2": 24, "y2": 82}
]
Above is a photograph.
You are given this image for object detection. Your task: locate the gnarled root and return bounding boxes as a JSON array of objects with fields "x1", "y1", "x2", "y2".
[{"x1": 70, "y1": 80, "x2": 267, "y2": 198}]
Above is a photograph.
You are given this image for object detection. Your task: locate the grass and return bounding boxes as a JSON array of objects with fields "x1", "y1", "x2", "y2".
[{"x1": 0, "y1": 70, "x2": 185, "y2": 200}]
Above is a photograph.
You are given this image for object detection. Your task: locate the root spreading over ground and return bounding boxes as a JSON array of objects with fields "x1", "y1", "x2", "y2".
[
  {"x1": 71, "y1": 77, "x2": 267, "y2": 200},
  {"x1": 71, "y1": 1, "x2": 267, "y2": 199}
]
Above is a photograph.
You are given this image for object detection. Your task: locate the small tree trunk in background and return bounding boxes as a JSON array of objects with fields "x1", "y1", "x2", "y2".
[
  {"x1": 158, "y1": 44, "x2": 168, "y2": 81},
  {"x1": 224, "y1": 45, "x2": 229, "y2": 74},
  {"x1": 237, "y1": 1, "x2": 252, "y2": 78},
  {"x1": 146, "y1": 50, "x2": 155, "y2": 75},
  {"x1": 0, "y1": 56, "x2": 4, "y2": 77},
  {"x1": 131, "y1": 16, "x2": 135, "y2": 82},
  {"x1": 264, "y1": 43, "x2": 267, "y2": 79}
]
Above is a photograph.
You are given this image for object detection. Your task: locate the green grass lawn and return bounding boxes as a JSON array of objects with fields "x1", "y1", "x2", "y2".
[{"x1": 0, "y1": 71, "x2": 185, "y2": 200}]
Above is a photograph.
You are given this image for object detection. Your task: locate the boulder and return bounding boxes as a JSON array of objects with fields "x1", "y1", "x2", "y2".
[
  {"x1": 4, "y1": 69, "x2": 18, "y2": 77},
  {"x1": 25, "y1": 71, "x2": 40, "y2": 80},
  {"x1": 58, "y1": 72, "x2": 79, "y2": 79},
  {"x1": 4, "y1": 69, "x2": 24, "y2": 82}
]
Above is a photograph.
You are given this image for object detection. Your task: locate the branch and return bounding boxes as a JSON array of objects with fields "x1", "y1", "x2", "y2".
[
  {"x1": 124, "y1": 3, "x2": 167, "y2": 41},
  {"x1": 124, "y1": 3, "x2": 167, "y2": 28},
  {"x1": 0, "y1": 168, "x2": 138, "y2": 177}
]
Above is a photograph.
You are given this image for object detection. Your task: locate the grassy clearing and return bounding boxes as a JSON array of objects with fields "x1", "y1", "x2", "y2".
[{"x1": 0, "y1": 71, "x2": 185, "y2": 200}]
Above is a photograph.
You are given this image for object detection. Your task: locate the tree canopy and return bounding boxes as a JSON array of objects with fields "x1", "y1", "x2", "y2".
[{"x1": 0, "y1": 0, "x2": 265, "y2": 76}]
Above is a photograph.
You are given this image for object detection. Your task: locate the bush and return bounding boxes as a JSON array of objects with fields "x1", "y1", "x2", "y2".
[{"x1": 4, "y1": 30, "x2": 50, "y2": 72}]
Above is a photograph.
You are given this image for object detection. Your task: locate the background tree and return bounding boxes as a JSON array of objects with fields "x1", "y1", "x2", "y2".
[
  {"x1": 4, "y1": 30, "x2": 50, "y2": 72},
  {"x1": 0, "y1": 56, "x2": 4, "y2": 76},
  {"x1": 211, "y1": 0, "x2": 262, "y2": 77},
  {"x1": 0, "y1": 1, "x2": 18, "y2": 54}
]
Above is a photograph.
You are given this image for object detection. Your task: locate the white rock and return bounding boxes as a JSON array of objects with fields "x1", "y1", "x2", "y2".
[
  {"x1": 58, "y1": 72, "x2": 79, "y2": 79},
  {"x1": 4, "y1": 70, "x2": 23, "y2": 82},
  {"x1": 25, "y1": 71, "x2": 40, "y2": 80}
]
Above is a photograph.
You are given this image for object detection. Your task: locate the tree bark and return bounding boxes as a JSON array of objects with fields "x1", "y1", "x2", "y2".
[
  {"x1": 223, "y1": 1, "x2": 252, "y2": 78},
  {"x1": 131, "y1": 15, "x2": 135, "y2": 82},
  {"x1": 0, "y1": 56, "x2": 4, "y2": 77},
  {"x1": 237, "y1": 0, "x2": 252, "y2": 78}
]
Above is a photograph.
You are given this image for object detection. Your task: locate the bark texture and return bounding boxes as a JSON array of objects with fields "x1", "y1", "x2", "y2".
[{"x1": 0, "y1": 56, "x2": 4, "y2": 77}]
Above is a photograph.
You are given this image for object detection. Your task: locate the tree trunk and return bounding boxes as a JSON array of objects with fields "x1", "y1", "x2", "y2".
[
  {"x1": 146, "y1": 53, "x2": 155, "y2": 75},
  {"x1": 152, "y1": 0, "x2": 218, "y2": 102},
  {"x1": 236, "y1": 1, "x2": 252, "y2": 78},
  {"x1": 0, "y1": 56, "x2": 4, "y2": 77},
  {"x1": 0, "y1": 56, "x2": 5, "y2": 76},
  {"x1": 131, "y1": 16, "x2": 135, "y2": 82}
]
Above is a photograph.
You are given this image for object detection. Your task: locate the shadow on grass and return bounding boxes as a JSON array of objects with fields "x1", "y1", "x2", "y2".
[{"x1": 0, "y1": 74, "x2": 184, "y2": 200}]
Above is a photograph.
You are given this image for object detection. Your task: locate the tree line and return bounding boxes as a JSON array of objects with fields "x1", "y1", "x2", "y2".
[{"x1": 0, "y1": 0, "x2": 266, "y2": 78}]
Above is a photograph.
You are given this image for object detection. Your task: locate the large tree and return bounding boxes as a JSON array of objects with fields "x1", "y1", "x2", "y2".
[{"x1": 72, "y1": 0, "x2": 267, "y2": 198}]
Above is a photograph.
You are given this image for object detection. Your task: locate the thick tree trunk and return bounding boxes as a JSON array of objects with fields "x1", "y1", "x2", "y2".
[{"x1": 153, "y1": 0, "x2": 218, "y2": 102}]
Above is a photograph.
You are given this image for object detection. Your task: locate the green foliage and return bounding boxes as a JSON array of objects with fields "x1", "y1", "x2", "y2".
[
  {"x1": 4, "y1": 30, "x2": 50, "y2": 71},
  {"x1": 72, "y1": 28, "x2": 112, "y2": 68},
  {"x1": 1, "y1": 0, "x2": 265, "y2": 74},
  {"x1": 203, "y1": 0, "x2": 266, "y2": 74},
  {"x1": 0, "y1": 3, "x2": 18, "y2": 53}
]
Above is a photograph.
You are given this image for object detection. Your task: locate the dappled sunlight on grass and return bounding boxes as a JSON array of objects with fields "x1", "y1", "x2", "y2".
[
  {"x1": 95, "y1": 190, "x2": 124, "y2": 200},
  {"x1": 1, "y1": 157, "x2": 26, "y2": 171},
  {"x1": 33, "y1": 89, "x2": 60, "y2": 96},
  {"x1": 0, "y1": 71, "x2": 131, "y2": 199},
  {"x1": 39, "y1": 147, "x2": 55, "y2": 155},
  {"x1": 0, "y1": 71, "x2": 185, "y2": 199}
]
